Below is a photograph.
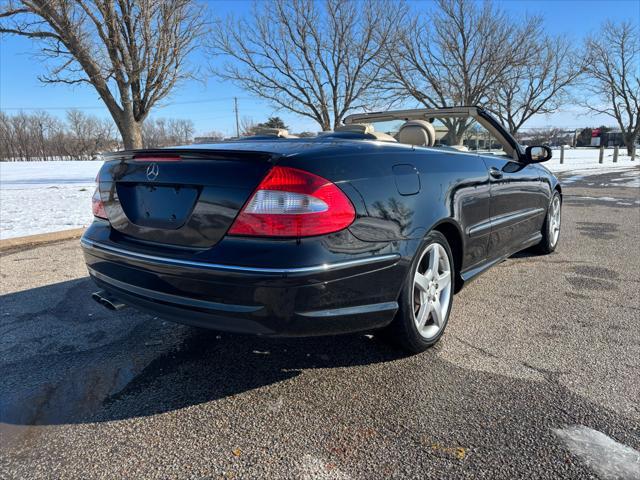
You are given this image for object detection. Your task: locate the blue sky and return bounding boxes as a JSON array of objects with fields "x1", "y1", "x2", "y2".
[{"x1": 1, "y1": 0, "x2": 638, "y2": 136}]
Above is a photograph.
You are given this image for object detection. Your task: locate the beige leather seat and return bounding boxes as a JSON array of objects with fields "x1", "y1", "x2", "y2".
[
  {"x1": 449, "y1": 145, "x2": 469, "y2": 152},
  {"x1": 369, "y1": 131, "x2": 397, "y2": 142},
  {"x1": 397, "y1": 120, "x2": 436, "y2": 147},
  {"x1": 335, "y1": 123, "x2": 374, "y2": 134},
  {"x1": 254, "y1": 127, "x2": 297, "y2": 138},
  {"x1": 335, "y1": 124, "x2": 397, "y2": 142}
]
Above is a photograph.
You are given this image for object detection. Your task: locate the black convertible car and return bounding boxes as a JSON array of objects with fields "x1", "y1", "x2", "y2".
[{"x1": 82, "y1": 106, "x2": 561, "y2": 352}]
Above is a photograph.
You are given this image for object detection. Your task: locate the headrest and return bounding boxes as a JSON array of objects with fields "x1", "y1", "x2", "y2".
[
  {"x1": 335, "y1": 124, "x2": 374, "y2": 134},
  {"x1": 398, "y1": 120, "x2": 436, "y2": 147},
  {"x1": 254, "y1": 127, "x2": 290, "y2": 137},
  {"x1": 368, "y1": 131, "x2": 397, "y2": 142},
  {"x1": 448, "y1": 145, "x2": 469, "y2": 151},
  {"x1": 334, "y1": 124, "x2": 397, "y2": 142}
]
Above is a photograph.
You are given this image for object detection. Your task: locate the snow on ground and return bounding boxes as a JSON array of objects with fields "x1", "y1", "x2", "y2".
[
  {"x1": 560, "y1": 168, "x2": 640, "y2": 189},
  {"x1": 546, "y1": 147, "x2": 637, "y2": 172},
  {"x1": 0, "y1": 161, "x2": 102, "y2": 240},
  {"x1": 553, "y1": 425, "x2": 640, "y2": 480},
  {"x1": 0, "y1": 148, "x2": 637, "y2": 240}
]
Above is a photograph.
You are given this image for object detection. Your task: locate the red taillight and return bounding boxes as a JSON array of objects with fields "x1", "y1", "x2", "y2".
[
  {"x1": 92, "y1": 187, "x2": 108, "y2": 219},
  {"x1": 228, "y1": 166, "x2": 355, "y2": 237}
]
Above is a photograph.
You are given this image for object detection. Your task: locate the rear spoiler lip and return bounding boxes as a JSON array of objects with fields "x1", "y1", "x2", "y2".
[{"x1": 100, "y1": 148, "x2": 279, "y2": 163}]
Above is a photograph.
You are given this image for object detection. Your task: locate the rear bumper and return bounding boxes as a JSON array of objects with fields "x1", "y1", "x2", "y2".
[{"x1": 81, "y1": 235, "x2": 407, "y2": 336}]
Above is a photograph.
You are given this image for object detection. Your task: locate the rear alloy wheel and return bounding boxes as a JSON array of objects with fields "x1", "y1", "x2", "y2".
[
  {"x1": 386, "y1": 231, "x2": 454, "y2": 353},
  {"x1": 537, "y1": 191, "x2": 561, "y2": 254}
]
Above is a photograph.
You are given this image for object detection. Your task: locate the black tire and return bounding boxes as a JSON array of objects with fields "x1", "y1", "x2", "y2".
[
  {"x1": 536, "y1": 191, "x2": 562, "y2": 254},
  {"x1": 385, "y1": 231, "x2": 455, "y2": 354}
]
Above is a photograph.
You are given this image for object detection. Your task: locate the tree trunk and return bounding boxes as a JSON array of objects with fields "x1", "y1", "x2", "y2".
[
  {"x1": 623, "y1": 132, "x2": 637, "y2": 157},
  {"x1": 118, "y1": 117, "x2": 143, "y2": 150}
]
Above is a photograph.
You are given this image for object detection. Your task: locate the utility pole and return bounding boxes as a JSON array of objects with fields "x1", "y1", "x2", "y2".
[{"x1": 234, "y1": 97, "x2": 240, "y2": 138}]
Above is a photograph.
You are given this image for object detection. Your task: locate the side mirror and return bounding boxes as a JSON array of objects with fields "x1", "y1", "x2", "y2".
[{"x1": 525, "y1": 145, "x2": 552, "y2": 163}]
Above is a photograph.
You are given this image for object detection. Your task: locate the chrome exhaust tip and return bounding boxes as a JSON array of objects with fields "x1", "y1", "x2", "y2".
[{"x1": 92, "y1": 290, "x2": 127, "y2": 311}]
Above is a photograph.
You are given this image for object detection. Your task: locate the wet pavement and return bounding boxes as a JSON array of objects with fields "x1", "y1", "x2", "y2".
[{"x1": 1, "y1": 167, "x2": 639, "y2": 479}]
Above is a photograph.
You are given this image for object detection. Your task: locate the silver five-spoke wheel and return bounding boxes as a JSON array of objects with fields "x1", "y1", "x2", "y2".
[
  {"x1": 549, "y1": 195, "x2": 561, "y2": 247},
  {"x1": 413, "y1": 243, "x2": 452, "y2": 340}
]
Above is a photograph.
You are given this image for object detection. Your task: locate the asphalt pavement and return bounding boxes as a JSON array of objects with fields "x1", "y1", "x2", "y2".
[{"x1": 1, "y1": 167, "x2": 639, "y2": 479}]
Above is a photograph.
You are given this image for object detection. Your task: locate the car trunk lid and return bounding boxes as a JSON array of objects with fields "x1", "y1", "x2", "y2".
[{"x1": 97, "y1": 149, "x2": 276, "y2": 248}]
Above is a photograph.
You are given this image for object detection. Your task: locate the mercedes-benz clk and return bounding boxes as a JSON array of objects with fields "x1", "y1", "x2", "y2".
[{"x1": 82, "y1": 106, "x2": 561, "y2": 352}]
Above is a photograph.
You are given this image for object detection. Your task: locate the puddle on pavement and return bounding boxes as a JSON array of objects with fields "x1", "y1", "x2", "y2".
[
  {"x1": 565, "y1": 276, "x2": 618, "y2": 291},
  {"x1": 570, "y1": 265, "x2": 619, "y2": 280},
  {"x1": 575, "y1": 222, "x2": 619, "y2": 240}
]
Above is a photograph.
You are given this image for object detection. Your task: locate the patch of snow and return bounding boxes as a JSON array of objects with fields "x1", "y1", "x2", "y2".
[
  {"x1": 0, "y1": 161, "x2": 103, "y2": 239},
  {"x1": 573, "y1": 196, "x2": 625, "y2": 202},
  {"x1": 0, "y1": 160, "x2": 101, "y2": 188},
  {"x1": 619, "y1": 179, "x2": 640, "y2": 188},
  {"x1": 554, "y1": 425, "x2": 640, "y2": 480},
  {"x1": 557, "y1": 166, "x2": 640, "y2": 187},
  {"x1": 561, "y1": 175, "x2": 586, "y2": 185},
  {"x1": 552, "y1": 164, "x2": 639, "y2": 176}
]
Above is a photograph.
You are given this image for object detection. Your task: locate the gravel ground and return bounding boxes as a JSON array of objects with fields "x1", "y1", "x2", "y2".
[{"x1": 1, "y1": 167, "x2": 639, "y2": 479}]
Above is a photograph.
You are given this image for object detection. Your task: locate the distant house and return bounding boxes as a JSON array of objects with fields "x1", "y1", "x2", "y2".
[
  {"x1": 513, "y1": 129, "x2": 575, "y2": 147},
  {"x1": 601, "y1": 129, "x2": 632, "y2": 147},
  {"x1": 575, "y1": 127, "x2": 640, "y2": 148}
]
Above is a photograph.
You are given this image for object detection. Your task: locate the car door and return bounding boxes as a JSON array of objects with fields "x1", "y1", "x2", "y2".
[
  {"x1": 461, "y1": 115, "x2": 547, "y2": 260},
  {"x1": 480, "y1": 154, "x2": 546, "y2": 259}
]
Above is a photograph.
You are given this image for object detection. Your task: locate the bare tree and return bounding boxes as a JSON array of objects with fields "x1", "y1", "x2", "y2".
[
  {"x1": 168, "y1": 118, "x2": 194, "y2": 145},
  {"x1": 382, "y1": 0, "x2": 538, "y2": 111},
  {"x1": 194, "y1": 130, "x2": 226, "y2": 143},
  {"x1": 142, "y1": 117, "x2": 194, "y2": 147},
  {"x1": 1, "y1": 0, "x2": 206, "y2": 149},
  {"x1": 491, "y1": 35, "x2": 583, "y2": 134},
  {"x1": 66, "y1": 110, "x2": 115, "y2": 158},
  {"x1": 239, "y1": 116, "x2": 259, "y2": 136},
  {"x1": 0, "y1": 113, "x2": 15, "y2": 160},
  {"x1": 0, "y1": 109, "x2": 119, "y2": 161},
  {"x1": 6, "y1": 112, "x2": 33, "y2": 160},
  {"x1": 518, "y1": 127, "x2": 572, "y2": 147},
  {"x1": 209, "y1": 0, "x2": 403, "y2": 131},
  {"x1": 582, "y1": 21, "x2": 639, "y2": 156}
]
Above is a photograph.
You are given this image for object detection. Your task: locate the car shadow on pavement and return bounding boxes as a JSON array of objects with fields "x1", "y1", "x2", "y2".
[
  {"x1": 509, "y1": 245, "x2": 542, "y2": 259},
  {"x1": 0, "y1": 277, "x2": 405, "y2": 428}
]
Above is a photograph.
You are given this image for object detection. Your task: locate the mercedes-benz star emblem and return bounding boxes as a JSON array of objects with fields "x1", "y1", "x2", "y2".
[{"x1": 146, "y1": 163, "x2": 159, "y2": 181}]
